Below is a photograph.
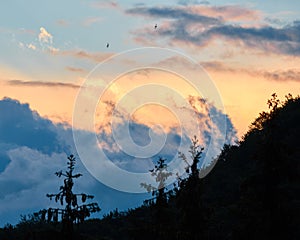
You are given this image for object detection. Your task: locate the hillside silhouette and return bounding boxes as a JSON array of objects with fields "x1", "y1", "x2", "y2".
[{"x1": 0, "y1": 94, "x2": 299, "y2": 239}]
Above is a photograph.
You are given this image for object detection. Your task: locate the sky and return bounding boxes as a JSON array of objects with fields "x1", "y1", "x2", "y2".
[{"x1": 0, "y1": 0, "x2": 300, "y2": 226}]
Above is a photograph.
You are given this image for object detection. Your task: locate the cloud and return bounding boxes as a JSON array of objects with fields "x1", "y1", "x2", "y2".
[
  {"x1": 189, "y1": 5, "x2": 261, "y2": 22},
  {"x1": 178, "y1": 0, "x2": 209, "y2": 6},
  {"x1": 126, "y1": 6, "x2": 221, "y2": 26},
  {"x1": 264, "y1": 17, "x2": 287, "y2": 27},
  {"x1": 90, "y1": 1, "x2": 119, "y2": 9},
  {"x1": 38, "y1": 27, "x2": 53, "y2": 44},
  {"x1": 6, "y1": 79, "x2": 80, "y2": 89},
  {"x1": 27, "y1": 43, "x2": 36, "y2": 50},
  {"x1": 52, "y1": 49, "x2": 113, "y2": 62},
  {"x1": 206, "y1": 22, "x2": 300, "y2": 55},
  {"x1": 126, "y1": 4, "x2": 260, "y2": 25},
  {"x1": 37, "y1": 27, "x2": 61, "y2": 53},
  {"x1": 96, "y1": 96, "x2": 237, "y2": 171},
  {"x1": 56, "y1": 19, "x2": 69, "y2": 26},
  {"x1": 0, "y1": 96, "x2": 237, "y2": 226},
  {"x1": 126, "y1": 5, "x2": 223, "y2": 47},
  {"x1": 0, "y1": 98, "x2": 148, "y2": 226},
  {"x1": 202, "y1": 61, "x2": 300, "y2": 82},
  {"x1": 48, "y1": 46, "x2": 59, "y2": 53},
  {"x1": 12, "y1": 27, "x2": 58, "y2": 53},
  {"x1": 201, "y1": 61, "x2": 234, "y2": 72},
  {"x1": 82, "y1": 17, "x2": 102, "y2": 26},
  {"x1": 260, "y1": 69, "x2": 300, "y2": 82},
  {"x1": 178, "y1": 0, "x2": 210, "y2": 5},
  {"x1": 18, "y1": 42, "x2": 25, "y2": 49},
  {"x1": 126, "y1": 4, "x2": 300, "y2": 56},
  {"x1": 65, "y1": 66, "x2": 86, "y2": 73},
  {"x1": 97, "y1": 124, "x2": 182, "y2": 173},
  {"x1": 18, "y1": 28, "x2": 36, "y2": 36},
  {"x1": 208, "y1": 24, "x2": 292, "y2": 43},
  {"x1": 0, "y1": 97, "x2": 65, "y2": 155}
]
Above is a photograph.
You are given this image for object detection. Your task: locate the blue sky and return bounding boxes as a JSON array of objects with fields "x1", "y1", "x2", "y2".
[{"x1": 0, "y1": 0, "x2": 300, "y2": 226}]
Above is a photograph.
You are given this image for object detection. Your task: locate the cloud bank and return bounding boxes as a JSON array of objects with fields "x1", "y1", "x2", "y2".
[
  {"x1": 0, "y1": 98, "x2": 146, "y2": 226},
  {"x1": 0, "y1": 96, "x2": 236, "y2": 226}
]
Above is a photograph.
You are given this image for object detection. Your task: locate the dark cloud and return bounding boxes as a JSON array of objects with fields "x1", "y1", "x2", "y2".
[
  {"x1": 0, "y1": 145, "x2": 12, "y2": 172},
  {"x1": 0, "y1": 97, "x2": 65, "y2": 155},
  {"x1": 126, "y1": 5, "x2": 221, "y2": 47},
  {"x1": 0, "y1": 98, "x2": 148, "y2": 226},
  {"x1": 208, "y1": 25, "x2": 290, "y2": 42},
  {"x1": 0, "y1": 97, "x2": 71, "y2": 222},
  {"x1": 7, "y1": 79, "x2": 80, "y2": 89},
  {"x1": 127, "y1": 4, "x2": 300, "y2": 56},
  {"x1": 126, "y1": 6, "x2": 221, "y2": 25},
  {"x1": 262, "y1": 69, "x2": 300, "y2": 82},
  {"x1": 197, "y1": 22, "x2": 300, "y2": 54},
  {"x1": 206, "y1": 23, "x2": 300, "y2": 55}
]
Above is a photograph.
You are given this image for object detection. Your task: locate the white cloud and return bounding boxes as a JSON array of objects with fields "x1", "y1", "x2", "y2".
[
  {"x1": 48, "y1": 45, "x2": 60, "y2": 53},
  {"x1": 18, "y1": 41, "x2": 24, "y2": 49},
  {"x1": 37, "y1": 27, "x2": 59, "y2": 52},
  {"x1": 38, "y1": 27, "x2": 53, "y2": 44},
  {"x1": 27, "y1": 43, "x2": 36, "y2": 50},
  {"x1": 0, "y1": 147, "x2": 100, "y2": 222}
]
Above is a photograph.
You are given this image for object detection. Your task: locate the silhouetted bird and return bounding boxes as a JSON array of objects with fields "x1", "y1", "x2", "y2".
[
  {"x1": 154, "y1": 24, "x2": 157, "y2": 29},
  {"x1": 106, "y1": 43, "x2": 109, "y2": 48}
]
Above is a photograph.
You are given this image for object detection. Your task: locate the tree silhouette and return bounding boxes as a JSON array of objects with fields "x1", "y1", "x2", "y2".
[
  {"x1": 141, "y1": 157, "x2": 173, "y2": 207},
  {"x1": 178, "y1": 135, "x2": 204, "y2": 179},
  {"x1": 140, "y1": 157, "x2": 173, "y2": 238},
  {"x1": 176, "y1": 136, "x2": 208, "y2": 239},
  {"x1": 38, "y1": 154, "x2": 100, "y2": 239}
]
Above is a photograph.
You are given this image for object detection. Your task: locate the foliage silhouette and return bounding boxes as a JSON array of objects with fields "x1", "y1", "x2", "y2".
[
  {"x1": 141, "y1": 157, "x2": 173, "y2": 206},
  {"x1": 38, "y1": 154, "x2": 100, "y2": 239},
  {"x1": 175, "y1": 136, "x2": 210, "y2": 239},
  {"x1": 140, "y1": 157, "x2": 174, "y2": 238}
]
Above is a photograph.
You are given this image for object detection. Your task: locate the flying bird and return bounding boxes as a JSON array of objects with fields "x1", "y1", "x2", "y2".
[
  {"x1": 106, "y1": 43, "x2": 109, "y2": 48},
  {"x1": 154, "y1": 24, "x2": 157, "y2": 29}
]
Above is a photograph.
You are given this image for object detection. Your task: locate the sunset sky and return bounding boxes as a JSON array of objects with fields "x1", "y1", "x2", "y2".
[
  {"x1": 1, "y1": 0, "x2": 300, "y2": 226},
  {"x1": 1, "y1": 0, "x2": 300, "y2": 137}
]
